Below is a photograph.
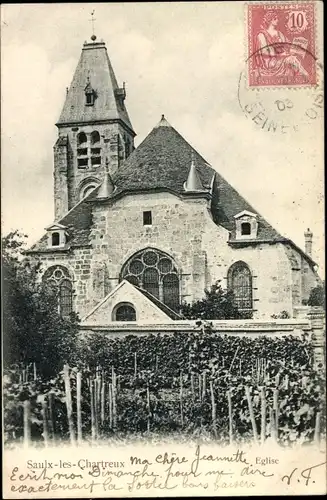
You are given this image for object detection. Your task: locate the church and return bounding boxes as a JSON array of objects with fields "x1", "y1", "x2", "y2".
[{"x1": 26, "y1": 35, "x2": 321, "y2": 326}]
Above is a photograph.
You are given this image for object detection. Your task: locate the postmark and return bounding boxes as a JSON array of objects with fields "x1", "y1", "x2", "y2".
[
  {"x1": 247, "y1": 3, "x2": 317, "y2": 88},
  {"x1": 238, "y1": 59, "x2": 323, "y2": 134}
]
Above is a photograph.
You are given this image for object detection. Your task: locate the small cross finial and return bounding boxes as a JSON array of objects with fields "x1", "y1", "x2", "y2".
[{"x1": 89, "y1": 10, "x2": 97, "y2": 41}]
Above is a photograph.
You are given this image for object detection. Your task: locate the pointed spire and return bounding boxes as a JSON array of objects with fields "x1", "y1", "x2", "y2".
[
  {"x1": 97, "y1": 158, "x2": 115, "y2": 199},
  {"x1": 154, "y1": 114, "x2": 172, "y2": 128},
  {"x1": 184, "y1": 153, "x2": 205, "y2": 192},
  {"x1": 57, "y1": 38, "x2": 135, "y2": 135}
]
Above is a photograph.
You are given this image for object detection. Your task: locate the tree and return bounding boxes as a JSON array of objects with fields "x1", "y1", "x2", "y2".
[
  {"x1": 180, "y1": 281, "x2": 248, "y2": 320},
  {"x1": 2, "y1": 230, "x2": 80, "y2": 378},
  {"x1": 308, "y1": 284, "x2": 325, "y2": 307}
]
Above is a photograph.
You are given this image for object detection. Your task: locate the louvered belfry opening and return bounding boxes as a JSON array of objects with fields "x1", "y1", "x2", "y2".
[{"x1": 121, "y1": 248, "x2": 180, "y2": 311}]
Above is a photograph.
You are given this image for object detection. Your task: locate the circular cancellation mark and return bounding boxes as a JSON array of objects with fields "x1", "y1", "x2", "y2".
[{"x1": 238, "y1": 43, "x2": 324, "y2": 135}]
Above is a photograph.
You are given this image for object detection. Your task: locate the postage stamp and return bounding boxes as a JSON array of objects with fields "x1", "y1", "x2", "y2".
[{"x1": 247, "y1": 3, "x2": 317, "y2": 88}]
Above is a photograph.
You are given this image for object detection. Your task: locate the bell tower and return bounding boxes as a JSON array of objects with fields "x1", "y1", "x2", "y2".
[{"x1": 53, "y1": 33, "x2": 136, "y2": 220}]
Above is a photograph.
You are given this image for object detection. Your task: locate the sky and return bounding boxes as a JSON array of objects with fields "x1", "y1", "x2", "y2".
[{"x1": 1, "y1": 2, "x2": 324, "y2": 274}]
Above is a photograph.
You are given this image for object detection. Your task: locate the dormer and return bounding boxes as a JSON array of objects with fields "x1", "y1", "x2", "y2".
[
  {"x1": 234, "y1": 210, "x2": 258, "y2": 240},
  {"x1": 46, "y1": 223, "x2": 68, "y2": 249},
  {"x1": 84, "y1": 77, "x2": 96, "y2": 106}
]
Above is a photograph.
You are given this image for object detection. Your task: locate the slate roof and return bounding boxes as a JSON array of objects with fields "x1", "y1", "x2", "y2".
[
  {"x1": 90, "y1": 115, "x2": 283, "y2": 241},
  {"x1": 135, "y1": 285, "x2": 182, "y2": 320},
  {"x1": 27, "y1": 116, "x2": 315, "y2": 266},
  {"x1": 57, "y1": 41, "x2": 134, "y2": 134}
]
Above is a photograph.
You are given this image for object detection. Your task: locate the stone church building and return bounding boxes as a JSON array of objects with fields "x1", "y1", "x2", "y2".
[{"x1": 26, "y1": 36, "x2": 321, "y2": 325}]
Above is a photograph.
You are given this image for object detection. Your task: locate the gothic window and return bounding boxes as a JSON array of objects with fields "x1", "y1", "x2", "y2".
[
  {"x1": 114, "y1": 303, "x2": 136, "y2": 321},
  {"x1": 51, "y1": 232, "x2": 60, "y2": 246},
  {"x1": 241, "y1": 222, "x2": 251, "y2": 236},
  {"x1": 120, "y1": 248, "x2": 180, "y2": 311},
  {"x1": 227, "y1": 261, "x2": 253, "y2": 313},
  {"x1": 43, "y1": 265, "x2": 73, "y2": 318},
  {"x1": 143, "y1": 267, "x2": 160, "y2": 299},
  {"x1": 162, "y1": 273, "x2": 180, "y2": 312},
  {"x1": 59, "y1": 279, "x2": 73, "y2": 318}
]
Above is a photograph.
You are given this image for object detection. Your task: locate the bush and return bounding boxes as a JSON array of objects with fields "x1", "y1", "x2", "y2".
[
  {"x1": 180, "y1": 281, "x2": 248, "y2": 320},
  {"x1": 308, "y1": 285, "x2": 325, "y2": 307}
]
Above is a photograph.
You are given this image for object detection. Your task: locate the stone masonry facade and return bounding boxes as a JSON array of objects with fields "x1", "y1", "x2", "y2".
[{"x1": 33, "y1": 191, "x2": 320, "y2": 320}]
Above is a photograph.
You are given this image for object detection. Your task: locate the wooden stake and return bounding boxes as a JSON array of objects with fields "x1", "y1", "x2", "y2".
[
  {"x1": 134, "y1": 352, "x2": 137, "y2": 378},
  {"x1": 229, "y1": 346, "x2": 240, "y2": 373},
  {"x1": 269, "y1": 407, "x2": 276, "y2": 441},
  {"x1": 90, "y1": 379, "x2": 96, "y2": 442},
  {"x1": 41, "y1": 398, "x2": 49, "y2": 448},
  {"x1": 260, "y1": 387, "x2": 266, "y2": 445},
  {"x1": 23, "y1": 400, "x2": 31, "y2": 448},
  {"x1": 108, "y1": 383, "x2": 113, "y2": 429},
  {"x1": 202, "y1": 372, "x2": 206, "y2": 400},
  {"x1": 227, "y1": 390, "x2": 233, "y2": 445},
  {"x1": 245, "y1": 386, "x2": 259, "y2": 444},
  {"x1": 48, "y1": 392, "x2": 55, "y2": 442},
  {"x1": 209, "y1": 380, "x2": 217, "y2": 438},
  {"x1": 101, "y1": 380, "x2": 105, "y2": 425},
  {"x1": 33, "y1": 362, "x2": 37, "y2": 381},
  {"x1": 112, "y1": 368, "x2": 117, "y2": 429},
  {"x1": 179, "y1": 372, "x2": 184, "y2": 427},
  {"x1": 198, "y1": 373, "x2": 202, "y2": 402},
  {"x1": 190, "y1": 373, "x2": 195, "y2": 399},
  {"x1": 76, "y1": 372, "x2": 82, "y2": 444},
  {"x1": 273, "y1": 389, "x2": 279, "y2": 441},
  {"x1": 284, "y1": 374, "x2": 289, "y2": 390},
  {"x1": 94, "y1": 378, "x2": 99, "y2": 438},
  {"x1": 314, "y1": 412, "x2": 321, "y2": 445},
  {"x1": 63, "y1": 365, "x2": 76, "y2": 446},
  {"x1": 147, "y1": 382, "x2": 150, "y2": 433}
]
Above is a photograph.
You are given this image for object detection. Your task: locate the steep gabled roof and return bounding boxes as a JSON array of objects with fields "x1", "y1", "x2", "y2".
[{"x1": 57, "y1": 40, "x2": 135, "y2": 134}]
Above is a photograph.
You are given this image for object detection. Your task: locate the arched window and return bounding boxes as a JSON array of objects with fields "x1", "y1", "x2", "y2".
[
  {"x1": 114, "y1": 303, "x2": 136, "y2": 322},
  {"x1": 51, "y1": 232, "x2": 60, "y2": 246},
  {"x1": 91, "y1": 131, "x2": 100, "y2": 144},
  {"x1": 120, "y1": 248, "x2": 180, "y2": 311},
  {"x1": 90, "y1": 131, "x2": 101, "y2": 166},
  {"x1": 77, "y1": 132, "x2": 87, "y2": 145},
  {"x1": 227, "y1": 261, "x2": 253, "y2": 313},
  {"x1": 43, "y1": 265, "x2": 73, "y2": 318},
  {"x1": 59, "y1": 279, "x2": 73, "y2": 318}
]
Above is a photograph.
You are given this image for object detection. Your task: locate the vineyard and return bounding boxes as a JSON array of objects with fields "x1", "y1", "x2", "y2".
[{"x1": 3, "y1": 329, "x2": 326, "y2": 447}]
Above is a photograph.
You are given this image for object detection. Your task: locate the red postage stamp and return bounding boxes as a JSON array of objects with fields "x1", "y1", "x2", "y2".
[{"x1": 247, "y1": 3, "x2": 316, "y2": 87}]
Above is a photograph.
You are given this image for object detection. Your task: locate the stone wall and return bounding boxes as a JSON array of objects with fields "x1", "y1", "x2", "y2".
[{"x1": 33, "y1": 190, "x2": 318, "y2": 320}]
